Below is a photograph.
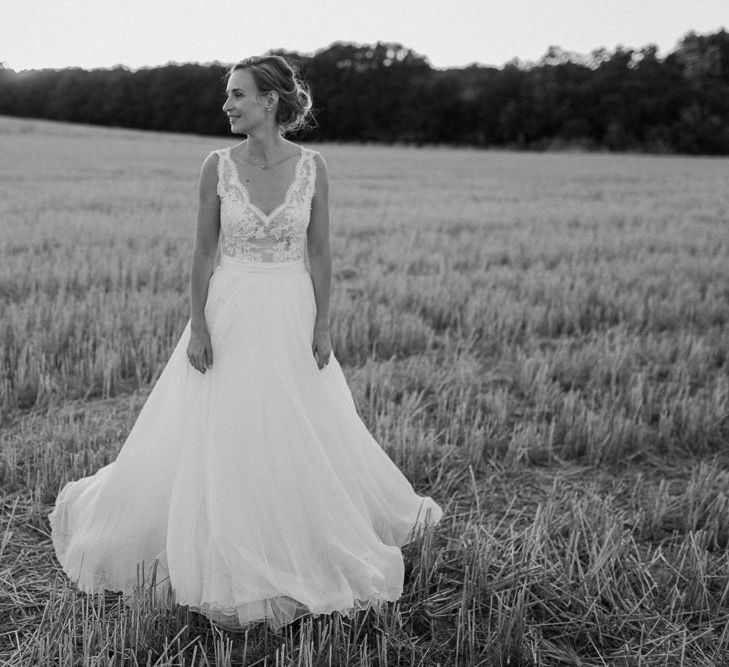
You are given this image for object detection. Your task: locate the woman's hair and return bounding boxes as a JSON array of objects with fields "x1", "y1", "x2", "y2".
[{"x1": 227, "y1": 55, "x2": 314, "y2": 135}]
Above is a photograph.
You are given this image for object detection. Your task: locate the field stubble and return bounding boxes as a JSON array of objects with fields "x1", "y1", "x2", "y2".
[{"x1": 1, "y1": 116, "x2": 729, "y2": 665}]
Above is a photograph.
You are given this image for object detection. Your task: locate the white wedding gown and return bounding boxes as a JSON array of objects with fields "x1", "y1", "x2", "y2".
[{"x1": 48, "y1": 144, "x2": 443, "y2": 630}]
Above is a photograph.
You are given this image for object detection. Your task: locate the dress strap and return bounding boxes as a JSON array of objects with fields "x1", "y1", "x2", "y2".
[
  {"x1": 300, "y1": 147, "x2": 318, "y2": 204},
  {"x1": 208, "y1": 147, "x2": 228, "y2": 162},
  {"x1": 208, "y1": 148, "x2": 233, "y2": 199}
]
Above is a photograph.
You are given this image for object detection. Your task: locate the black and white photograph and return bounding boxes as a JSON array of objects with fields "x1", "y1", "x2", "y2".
[{"x1": 1, "y1": 1, "x2": 728, "y2": 664}]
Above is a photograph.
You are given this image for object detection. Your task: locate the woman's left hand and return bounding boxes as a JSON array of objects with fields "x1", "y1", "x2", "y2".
[{"x1": 312, "y1": 324, "x2": 332, "y2": 369}]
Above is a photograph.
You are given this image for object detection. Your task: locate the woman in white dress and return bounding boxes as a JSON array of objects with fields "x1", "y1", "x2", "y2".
[{"x1": 49, "y1": 55, "x2": 443, "y2": 631}]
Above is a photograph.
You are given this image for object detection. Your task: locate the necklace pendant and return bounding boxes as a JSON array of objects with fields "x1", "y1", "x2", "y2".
[{"x1": 260, "y1": 164, "x2": 268, "y2": 169}]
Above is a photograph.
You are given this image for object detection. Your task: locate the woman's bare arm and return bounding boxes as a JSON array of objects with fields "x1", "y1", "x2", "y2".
[
  {"x1": 307, "y1": 152, "x2": 332, "y2": 369},
  {"x1": 187, "y1": 153, "x2": 220, "y2": 372}
]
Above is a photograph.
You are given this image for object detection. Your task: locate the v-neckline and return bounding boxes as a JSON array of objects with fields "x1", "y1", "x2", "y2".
[{"x1": 227, "y1": 146, "x2": 305, "y2": 221}]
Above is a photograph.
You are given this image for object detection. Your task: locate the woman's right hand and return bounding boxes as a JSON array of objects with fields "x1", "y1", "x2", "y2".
[{"x1": 187, "y1": 324, "x2": 213, "y2": 373}]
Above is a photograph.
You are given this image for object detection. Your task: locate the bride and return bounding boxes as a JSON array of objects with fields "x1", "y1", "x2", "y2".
[{"x1": 49, "y1": 54, "x2": 443, "y2": 631}]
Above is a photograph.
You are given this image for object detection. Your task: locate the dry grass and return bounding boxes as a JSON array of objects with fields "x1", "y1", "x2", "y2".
[{"x1": 1, "y1": 116, "x2": 729, "y2": 665}]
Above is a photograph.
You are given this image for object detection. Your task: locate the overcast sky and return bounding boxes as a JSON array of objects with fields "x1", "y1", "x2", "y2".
[{"x1": 2, "y1": 0, "x2": 726, "y2": 71}]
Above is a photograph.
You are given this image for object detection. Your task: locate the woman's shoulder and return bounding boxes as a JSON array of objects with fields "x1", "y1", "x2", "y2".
[
  {"x1": 206, "y1": 145, "x2": 232, "y2": 160},
  {"x1": 201, "y1": 145, "x2": 236, "y2": 175},
  {"x1": 199, "y1": 148, "x2": 228, "y2": 184},
  {"x1": 287, "y1": 142, "x2": 326, "y2": 181},
  {"x1": 307, "y1": 147, "x2": 327, "y2": 175},
  {"x1": 296, "y1": 144, "x2": 326, "y2": 172},
  {"x1": 303, "y1": 145, "x2": 322, "y2": 160}
]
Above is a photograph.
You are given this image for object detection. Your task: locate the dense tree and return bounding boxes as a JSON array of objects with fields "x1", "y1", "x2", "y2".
[{"x1": 1, "y1": 31, "x2": 727, "y2": 154}]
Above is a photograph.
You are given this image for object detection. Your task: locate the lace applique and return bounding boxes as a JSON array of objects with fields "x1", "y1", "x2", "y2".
[{"x1": 212, "y1": 146, "x2": 318, "y2": 263}]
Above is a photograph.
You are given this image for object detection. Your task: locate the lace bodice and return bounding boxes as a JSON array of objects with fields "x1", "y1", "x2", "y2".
[{"x1": 212, "y1": 145, "x2": 318, "y2": 263}]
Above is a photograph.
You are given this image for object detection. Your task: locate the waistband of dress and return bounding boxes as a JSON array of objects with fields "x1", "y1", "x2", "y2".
[{"x1": 218, "y1": 254, "x2": 307, "y2": 274}]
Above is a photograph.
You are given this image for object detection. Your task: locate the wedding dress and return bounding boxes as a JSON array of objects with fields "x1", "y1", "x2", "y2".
[{"x1": 48, "y1": 144, "x2": 443, "y2": 630}]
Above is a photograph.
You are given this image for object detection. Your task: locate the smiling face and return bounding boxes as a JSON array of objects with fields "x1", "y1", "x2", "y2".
[{"x1": 222, "y1": 68, "x2": 270, "y2": 135}]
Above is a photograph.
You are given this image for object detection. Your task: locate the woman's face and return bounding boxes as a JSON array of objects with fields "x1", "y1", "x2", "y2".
[{"x1": 222, "y1": 68, "x2": 269, "y2": 135}]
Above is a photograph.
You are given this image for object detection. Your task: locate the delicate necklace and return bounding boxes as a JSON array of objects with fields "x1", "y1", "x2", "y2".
[{"x1": 244, "y1": 148, "x2": 291, "y2": 170}]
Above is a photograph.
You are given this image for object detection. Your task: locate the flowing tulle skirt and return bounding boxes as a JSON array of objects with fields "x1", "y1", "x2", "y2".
[{"x1": 48, "y1": 255, "x2": 443, "y2": 630}]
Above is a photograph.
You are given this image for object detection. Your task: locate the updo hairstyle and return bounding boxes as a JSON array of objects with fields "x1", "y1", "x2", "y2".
[{"x1": 227, "y1": 55, "x2": 314, "y2": 135}]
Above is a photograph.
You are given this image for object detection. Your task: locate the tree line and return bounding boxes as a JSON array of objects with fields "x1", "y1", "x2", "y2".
[{"x1": 1, "y1": 30, "x2": 728, "y2": 154}]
